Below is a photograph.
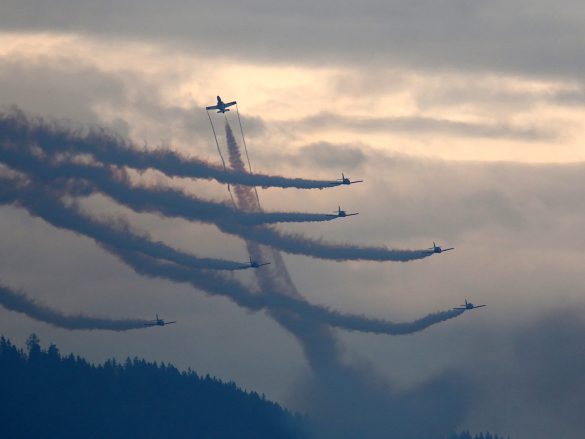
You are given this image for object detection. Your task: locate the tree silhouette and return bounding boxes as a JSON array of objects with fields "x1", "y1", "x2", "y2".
[
  {"x1": 0, "y1": 335, "x2": 510, "y2": 439},
  {"x1": 0, "y1": 335, "x2": 309, "y2": 439}
]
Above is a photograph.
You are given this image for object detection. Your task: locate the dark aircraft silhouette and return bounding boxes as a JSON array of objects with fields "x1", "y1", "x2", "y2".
[
  {"x1": 235, "y1": 256, "x2": 271, "y2": 270},
  {"x1": 424, "y1": 242, "x2": 454, "y2": 254},
  {"x1": 144, "y1": 314, "x2": 177, "y2": 327},
  {"x1": 331, "y1": 205, "x2": 359, "y2": 218},
  {"x1": 206, "y1": 96, "x2": 237, "y2": 113},
  {"x1": 333, "y1": 172, "x2": 364, "y2": 186},
  {"x1": 454, "y1": 299, "x2": 486, "y2": 311}
]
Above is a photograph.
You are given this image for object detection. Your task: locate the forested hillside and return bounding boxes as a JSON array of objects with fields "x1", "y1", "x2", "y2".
[
  {"x1": 0, "y1": 334, "x2": 509, "y2": 439},
  {"x1": 0, "y1": 334, "x2": 307, "y2": 439}
]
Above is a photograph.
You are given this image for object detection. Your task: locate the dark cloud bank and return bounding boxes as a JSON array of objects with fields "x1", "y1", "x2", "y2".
[{"x1": 2, "y1": 0, "x2": 585, "y2": 81}]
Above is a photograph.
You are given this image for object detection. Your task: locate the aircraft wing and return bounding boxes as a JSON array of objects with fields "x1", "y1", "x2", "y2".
[
  {"x1": 351, "y1": 180, "x2": 364, "y2": 184},
  {"x1": 206, "y1": 105, "x2": 220, "y2": 110},
  {"x1": 474, "y1": 305, "x2": 487, "y2": 308},
  {"x1": 224, "y1": 101, "x2": 237, "y2": 108},
  {"x1": 166, "y1": 321, "x2": 177, "y2": 325},
  {"x1": 347, "y1": 213, "x2": 359, "y2": 217},
  {"x1": 443, "y1": 247, "x2": 455, "y2": 252},
  {"x1": 255, "y1": 262, "x2": 271, "y2": 268}
]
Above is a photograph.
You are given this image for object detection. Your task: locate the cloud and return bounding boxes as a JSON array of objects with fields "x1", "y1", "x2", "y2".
[
  {"x1": 2, "y1": 41, "x2": 585, "y2": 438},
  {"x1": 0, "y1": 55, "x2": 129, "y2": 131},
  {"x1": 290, "y1": 111, "x2": 556, "y2": 141},
  {"x1": 457, "y1": 308, "x2": 585, "y2": 439},
  {"x1": 0, "y1": 54, "x2": 255, "y2": 152},
  {"x1": 2, "y1": 130, "x2": 585, "y2": 438},
  {"x1": 223, "y1": 115, "x2": 467, "y2": 439},
  {"x1": 2, "y1": 0, "x2": 585, "y2": 81},
  {"x1": 295, "y1": 142, "x2": 367, "y2": 170}
]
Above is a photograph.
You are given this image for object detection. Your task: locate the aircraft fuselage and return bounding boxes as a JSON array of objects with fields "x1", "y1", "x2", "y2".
[{"x1": 215, "y1": 96, "x2": 230, "y2": 113}]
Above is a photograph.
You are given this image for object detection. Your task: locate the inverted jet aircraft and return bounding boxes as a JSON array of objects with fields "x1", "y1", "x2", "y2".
[
  {"x1": 453, "y1": 299, "x2": 486, "y2": 311},
  {"x1": 236, "y1": 256, "x2": 271, "y2": 270},
  {"x1": 206, "y1": 96, "x2": 237, "y2": 113},
  {"x1": 333, "y1": 172, "x2": 364, "y2": 186},
  {"x1": 332, "y1": 206, "x2": 359, "y2": 218},
  {"x1": 424, "y1": 242, "x2": 454, "y2": 254},
  {"x1": 144, "y1": 314, "x2": 177, "y2": 327}
]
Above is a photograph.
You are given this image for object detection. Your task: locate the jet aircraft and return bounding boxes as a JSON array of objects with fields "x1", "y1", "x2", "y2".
[
  {"x1": 453, "y1": 299, "x2": 486, "y2": 311},
  {"x1": 144, "y1": 314, "x2": 177, "y2": 327},
  {"x1": 424, "y1": 242, "x2": 454, "y2": 254},
  {"x1": 332, "y1": 206, "x2": 359, "y2": 218},
  {"x1": 333, "y1": 172, "x2": 364, "y2": 186},
  {"x1": 236, "y1": 256, "x2": 271, "y2": 270},
  {"x1": 206, "y1": 96, "x2": 237, "y2": 113}
]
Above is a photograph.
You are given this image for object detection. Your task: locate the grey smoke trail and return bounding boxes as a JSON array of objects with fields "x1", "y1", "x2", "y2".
[
  {"x1": 0, "y1": 146, "x2": 338, "y2": 226},
  {"x1": 108, "y1": 228, "x2": 465, "y2": 336},
  {"x1": 223, "y1": 119, "x2": 347, "y2": 386},
  {"x1": 222, "y1": 120, "x2": 466, "y2": 439},
  {"x1": 218, "y1": 221, "x2": 432, "y2": 262},
  {"x1": 0, "y1": 182, "x2": 252, "y2": 271},
  {"x1": 0, "y1": 111, "x2": 466, "y2": 438},
  {"x1": 0, "y1": 147, "x2": 428, "y2": 262},
  {"x1": 234, "y1": 103, "x2": 260, "y2": 204},
  {"x1": 0, "y1": 110, "x2": 340, "y2": 190},
  {"x1": 207, "y1": 109, "x2": 237, "y2": 206},
  {"x1": 0, "y1": 177, "x2": 463, "y2": 336},
  {"x1": 0, "y1": 282, "x2": 150, "y2": 331}
]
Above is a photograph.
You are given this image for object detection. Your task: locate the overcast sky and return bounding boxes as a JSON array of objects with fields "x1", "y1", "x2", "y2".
[{"x1": 1, "y1": 2, "x2": 585, "y2": 438}]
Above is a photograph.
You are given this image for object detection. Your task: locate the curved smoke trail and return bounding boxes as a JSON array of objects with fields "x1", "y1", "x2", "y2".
[
  {"x1": 0, "y1": 183, "x2": 252, "y2": 271},
  {"x1": 0, "y1": 177, "x2": 462, "y2": 336},
  {"x1": 218, "y1": 221, "x2": 431, "y2": 262},
  {"x1": 0, "y1": 110, "x2": 339, "y2": 190},
  {"x1": 0, "y1": 146, "x2": 339, "y2": 225},
  {"x1": 0, "y1": 109, "x2": 467, "y2": 438},
  {"x1": 0, "y1": 147, "x2": 429, "y2": 262},
  {"x1": 0, "y1": 283, "x2": 150, "y2": 331},
  {"x1": 221, "y1": 118, "x2": 347, "y2": 382},
  {"x1": 116, "y1": 249, "x2": 465, "y2": 336}
]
